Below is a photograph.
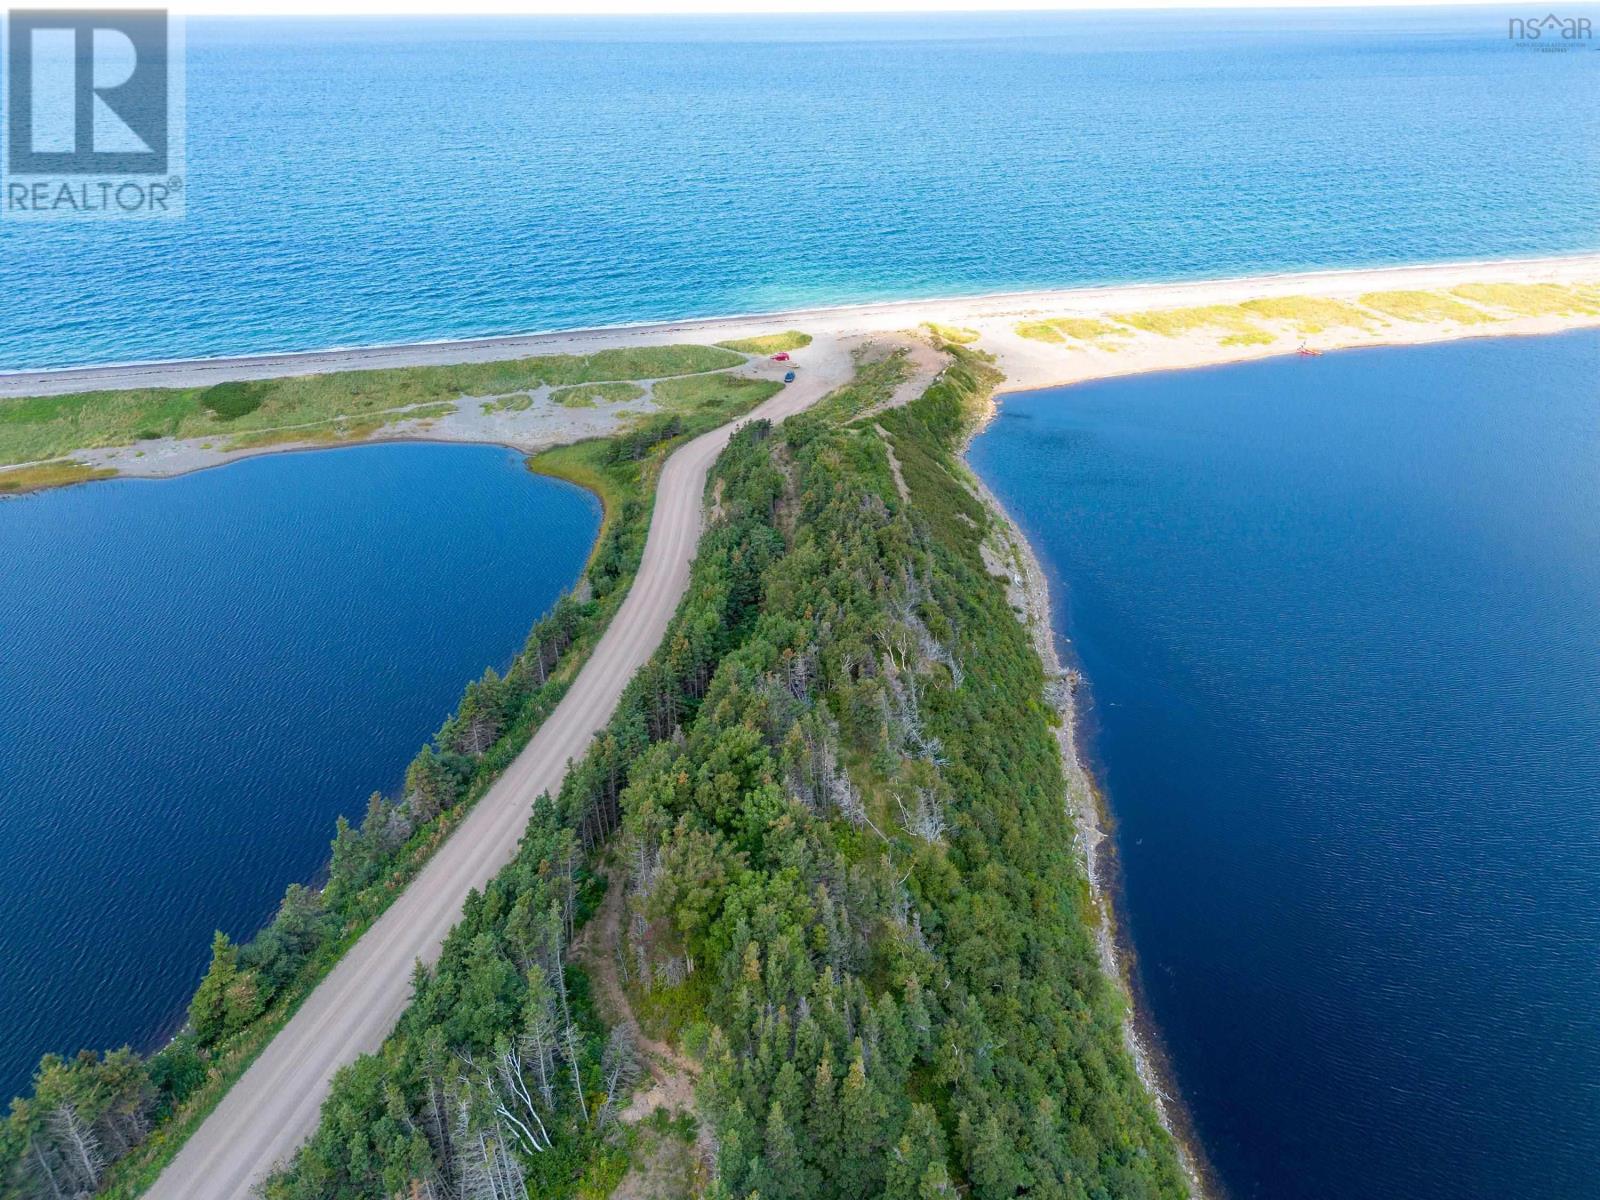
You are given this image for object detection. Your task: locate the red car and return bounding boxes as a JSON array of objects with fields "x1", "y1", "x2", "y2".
[{"x1": 771, "y1": 351, "x2": 790, "y2": 362}]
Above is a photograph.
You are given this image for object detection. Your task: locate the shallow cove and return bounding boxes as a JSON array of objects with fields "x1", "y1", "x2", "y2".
[
  {"x1": 968, "y1": 330, "x2": 1600, "y2": 1200},
  {"x1": 0, "y1": 441, "x2": 599, "y2": 1100}
]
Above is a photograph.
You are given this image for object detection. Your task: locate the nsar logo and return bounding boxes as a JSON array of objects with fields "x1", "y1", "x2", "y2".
[{"x1": 1507, "y1": 12, "x2": 1595, "y2": 49}]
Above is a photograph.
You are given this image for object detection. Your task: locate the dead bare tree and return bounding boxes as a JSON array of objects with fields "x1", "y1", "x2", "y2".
[
  {"x1": 595, "y1": 1027, "x2": 642, "y2": 1129},
  {"x1": 562, "y1": 1025, "x2": 589, "y2": 1127},
  {"x1": 896, "y1": 787, "x2": 947, "y2": 844},
  {"x1": 47, "y1": 1102, "x2": 102, "y2": 1194},
  {"x1": 490, "y1": 1045, "x2": 552, "y2": 1156}
]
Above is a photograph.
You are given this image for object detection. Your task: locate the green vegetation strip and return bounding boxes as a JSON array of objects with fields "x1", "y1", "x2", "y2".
[
  {"x1": 1015, "y1": 316, "x2": 1130, "y2": 345},
  {"x1": 920, "y1": 322, "x2": 979, "y2": 345},
  {"x1": 1016, "y1": 282, "x2": 1596, "y2": 349},
  {"x1": 714, "y1": 330, "x2": 812, "y2": 355},
  {"x1": 260, "y1": 346, "x2": 1183, "y2": 1200},
  {"x1": 1113, "y1": 304, "x2": 1274, "y2": 345},
  {"x1": 1449, "y1": 282, "x2": 1600, "y2": 318},
  {"x1": 0, "y1": 374, "x2": 786, "y2": 1200},
  {"x1": 1357, "y1": 290, "x2": 1493, "y2": 325},
  {"x1": 0, "y1": 344, "x2": 742, "y2": 467},
  {"x1": 650, "y1": 371, "x2": 780, "y2": 414},
  {"x1": 0, "y1": 459, "x2": 116, "y2": 494},
  {"x1": 1236, "y1": 295, "x2": 1380, "y2": 333}
]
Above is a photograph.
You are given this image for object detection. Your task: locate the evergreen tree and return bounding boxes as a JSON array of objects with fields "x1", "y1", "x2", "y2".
[
  {"x1": 884, "y1": 1104, "x2": 949, "y2": 1200},
  {"x1": 189, "y1": 931, "x2": 239, "y2": 1046},
  {"x1": 404, "y1": 744, "x2": 456, "y2": 822},
  {"x1": 835, "y1": 1053, "x2": 887, "y2": 1197},
  {"x1": 751, "y1": 1101, "x2": 808, "y2": 1200}
]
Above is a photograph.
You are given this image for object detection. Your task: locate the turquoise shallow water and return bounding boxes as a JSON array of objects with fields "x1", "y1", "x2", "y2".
[
  {"x1": 968, "y1": 330, "x2": 1600, "y2": 1200},
  {"x1": 1, "y1": 9, "x2": 1597, "y2": 369},
  {"x1": 0, "y1": 443, "x2": 598, "y2": 1099}
]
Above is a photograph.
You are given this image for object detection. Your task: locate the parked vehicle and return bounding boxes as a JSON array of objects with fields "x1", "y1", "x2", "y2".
[{"x1": 772, "y1": 351, "x2": 791, "y2": 361}]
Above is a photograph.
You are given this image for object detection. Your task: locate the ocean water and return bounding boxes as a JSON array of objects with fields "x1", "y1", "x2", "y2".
[
  {"x1": 0, "y1": 443, "x2": 598, "y2": 1099},
  {"x1": 967, "y1": 330, "x2": 1600, "y2": 1200},
  {"x1": 2, "y1": 8, "x2": 1598, "y2": 370}
]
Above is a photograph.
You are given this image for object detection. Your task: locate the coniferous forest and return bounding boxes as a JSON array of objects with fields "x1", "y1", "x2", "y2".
[{"x1": 264, "y1": 345, "x2": 1184, "y2": 1200}]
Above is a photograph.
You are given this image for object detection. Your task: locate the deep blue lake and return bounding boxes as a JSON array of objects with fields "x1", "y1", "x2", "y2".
[
  {"x1": 0, "y1": 443, "x2": 598, "y2": 1100},
  {"x1": 1, "y1": 8, "x2": 1596, "y2": 368},
  {"x1": 968, "y1": 331, "x2": 1600, "y2": 1200}
]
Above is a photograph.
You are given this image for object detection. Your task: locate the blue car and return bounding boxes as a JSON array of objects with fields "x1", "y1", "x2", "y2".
[{"x1": 784, "y1": 370, "x2": 796, "y2": 383}]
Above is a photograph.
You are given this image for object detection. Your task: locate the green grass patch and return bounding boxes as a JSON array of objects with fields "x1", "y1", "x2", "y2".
[
  {"x1": 0, "y1": 344, "x2": 742, "y2": 467},
  {"x1": 481, "y1": 393, "x2": 533, "y2": 414},
  {"x1": 1015, "y1": 316, "x2": 1131, "y2": 345},
  {"x1": 1113, "y1": 304, "x2": 1276, "y2": 344},
  {"x1": 552, "y1": 381, "x2": 647, "y2": 408},
  {"x1": 650, "y1": 372, "x2": 781, "y2": 415},
  {"x1": 714, "y1": 330, "x2": 812, "y2": 354},
  {"x1": 1358, "y1": 289, "x2": 1494, "y2": 325},
  {"x1": 631, "y1": 973, "x2": 713, "y2": 1047},
  {"x1": 1450, "y1": 282, "x2": 1600, "y2": 318},
  {"x1": 921, "y1": 322, "x2": 979, "y2": 345},
  {"x1": 0, "y1": 459, "x2": 117, "y2": 494},
  {"x1": 1238, "y1": 295, "x2": 1381, "y2": 333},
  {"x1": 404, "y1": 403, "x2": 456, "y2": 426}
]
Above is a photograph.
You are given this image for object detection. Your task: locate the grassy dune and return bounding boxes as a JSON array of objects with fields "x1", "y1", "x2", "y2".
[
  {"x1": 1017, "y1": 283, "x2": 1600, "y2": 350},
  {"x1": 713, "y1": 330, "x2": 812, "y2": 354},
  {"x1": 1237, "y1": 295, "x2": 1381, "y2": 333},
  {"x1": 1113, "y1": 304, "x2": 1275, "y2": 345},
  {"x1": 1357, "y1": 290, "x2": 1493, "y2": 324},
  {"x1": 1450, "y1": 282, "x2": 1600, "y2": 318},
  {"x1": 921, "y1": 321, "x2": 980, "y2": 344},
  {"x1": 1015, "y1": 316, "x2": 1129, "y2": 345}
]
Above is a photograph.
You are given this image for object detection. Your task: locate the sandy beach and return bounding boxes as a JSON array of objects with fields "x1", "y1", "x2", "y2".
[
  {"x1": 6, "y1": 253, "x2": 1599, "y2": 396},
  {"x1": 2, "y1": 253, "x2": 1598, "y2": 490}
]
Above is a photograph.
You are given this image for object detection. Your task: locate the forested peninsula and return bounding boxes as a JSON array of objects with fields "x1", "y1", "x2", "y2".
[{"x1": 262, "y1": 346, "x2": 1186, "y2": 1200}]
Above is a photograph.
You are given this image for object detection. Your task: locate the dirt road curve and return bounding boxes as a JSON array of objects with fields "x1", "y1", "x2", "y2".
[{"x1": 145, "y1": 348, "x2": 854, "y2": 1200}]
